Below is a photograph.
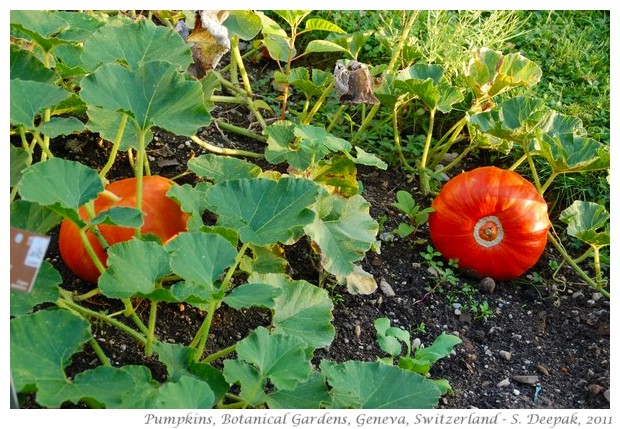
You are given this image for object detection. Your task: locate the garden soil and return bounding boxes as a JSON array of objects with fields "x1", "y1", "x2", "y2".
[{"x1": 25, "y1": 119, "x2": 610, "y2": 410}]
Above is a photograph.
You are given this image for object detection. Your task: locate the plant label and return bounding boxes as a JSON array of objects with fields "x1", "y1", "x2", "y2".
[{"x1": 10, "y1": 227, "x2": 50, "y2": 293}]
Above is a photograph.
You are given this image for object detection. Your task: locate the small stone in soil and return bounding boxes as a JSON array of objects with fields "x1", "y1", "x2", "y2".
[
  {"x1": 479, "y1": 277, "x2": 496, "y2": 293},
  {"x1": 499, "y1": 350, "x2": 512, "y2": 361},
  {"x1": 587, "y1": 384, "x2": 605, "y2": 395},
  {"x1": 497, "y1": 378, "x2": 510, "y2": 388},
  {"x1": 379, "y1": 279, "x2": 395, "y2": 297},
  {"x1": 512, "y1": 375, "x2": 540, "y2": 385}
]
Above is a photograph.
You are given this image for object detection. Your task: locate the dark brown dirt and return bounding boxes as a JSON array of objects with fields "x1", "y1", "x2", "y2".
[{"x1": 20, "y1": 116, "x2": 609, "y2": 410}]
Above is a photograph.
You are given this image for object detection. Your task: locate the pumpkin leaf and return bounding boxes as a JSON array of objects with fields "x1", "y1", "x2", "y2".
[
  {"x1": 86, "y1": 106, "x2": 153, "y2": 151},
  {"x1": 166, "y1": 182, "x2": 211, "y2": 231},
  {"x1": 204, "y1": 177, "x2": 319, "y2": 246},
  {"x1": 10, "y1": 44, "x2": 57, "y2": 83},
  {"x1": 224, "y1": 10, "x2": 262, "y2": 40},
  {"x1": 10, "y1": 262, "x2": 61, "y2": 317},
  {"x1": 304, "y1": 193, "x2": 379, "y2": 278},
  {"x1": 36, "y1": 116, "x2": 85, "y2": 138},
  {"x1": 80, "y1": 61, "x2": 210, "y2": 136},
  {"x1": 10, "y1": 10, "x2": 69, "y2": 53},
  {"x1": 99, "y1": 239, "x2": 171, "y2": 299},
  {"x1": 399, "y1": 333, "x2": 462, "y2": 376},
  {"x1": 535, "y1": 133, "x2": 609, "y2": 174},
  {"x1": 240, "y1": 244, "x2": 288, "y2": 274},
  {"x1": 309, "y1": 155, "x2": 359, "y2": 197},
  {"x1": 466, "y1": 47, "x2": 542, "y2": 98},
  {"x1": 155, "y1": 376, "x2": 216, "y2": 409},
  {"x1": 10, "y1": 79, "x2": 72, "y2": 129},
  {"x1": 320, "y1": 360, "x2": 442, "y2": 409},
  {"x1": 345, "y1": 264, "x2": 378, "y2": 295},
  {"x1": 265, "y1": 120, "x2": 313, "y2": 171},
  {"x1": 559, "y1": 200, "x2": 610, "y2": 247},
  {"x1": 347, "y1": 146, "x2": 388, "y2": 169},
  {"x1": 166, "y1": 232, "x2": 238, "y2": 289},
  {"x1": 81, "y1": 19, "x2": 191, "y2": 70},
  {"x1": 18, "y1": 157, "x2": 103, "y2": 211},
  {"x1": 225, "y1": 327, "x2": 312, "y2": 393},
  {"x1": 10, "y1": 145, "x2": 31, "y2": 188},
  {"x1": 265, "y1": 370, "x2": 330, "y2": 409},
  {"x1": 10, "y1": 200, "x2": 63, "y2": 234},
  {"x1": 188, "y1": 154, "x2": 262, "y2": 183},
  {"x1": 374, "y1": 317, "x2": 410, "y2": 357},
  {"x1": 89, "y1": 206, "x2": 143, "y2": 228},
  {"x1": 223, "y1": 282, "x2": 281, "y2": 310},
  {"x1": 270, "y1": 274, "x2": 335, "y2": 349},
  {"x1": 10, "y1": 309, "x2": 91, "y2": 408}
]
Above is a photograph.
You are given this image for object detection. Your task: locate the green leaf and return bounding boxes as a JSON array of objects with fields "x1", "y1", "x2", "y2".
[
  {"x1": 155, "y1": 376, "x2": 216, "y2": 409},
  {"x1": 273, "y1": 10, "x2": 312, "y2": 28},
  {"x1": 264, "y1": 120, "x2": 312, "y2": 171},
  {"x1": 81, "y1": 19, "x2": 191, "y2": 70},
  {"x1": 320, "y1": 360, "x2": 442, "y2": 409},
  {"x1": 117, "y1": 366, "x2": 160, "y2": 409},
  {"x1": 85, "y1": 106, "x2": 152, "y2": 151},
  {"x1": 270, "y1": 275, "x2": 335, "y2": 349},
  {"x1": 535, "y1": 133, "x2": 609, "y2": 174},
  {"x1": 262, "y1": 34, "x2": 296, "y2": 62},
  {"x1": 18, "y1": 157, "x2": 103, "y2": 211},
  {"x1": 10, "y1": 45, "x2": 57, "y2": 83},
  {"x1": 188, "y1": 154, "x2": 262, "y2": 183},
  {"x1": 304, "y1": 193, "x2": 379, "y2": 278},
  {"x1": 329, "y1": 30, "x2": 374, "y2": 60},
  {"x1": 395, "y1": 77, "x2": 439, "y2": 109},
  {"x1": 205, "y1": 177, "x2": 319, "y2": 246},
  {"x1": 231, "y1": 326, "x2": 312, "y2": 391},
  {"x1": 54, "y1": 11, "x2": 105, "y2": 42},
  {"x1": 10, "y1": 79, "x2": 71, "y2": 129},
  {"x1": 10, "y1": 10, "x2": 68, "y2": 38},
  {"x1": 466, "y1": 48, "x2": 542, "y2": 98},
  {"x1": 99, "y1": 239, "x2": 171, "y2": 299},
  {"x1": 62, "y1": 366, "x2": 137, "y2": 408},
  {"x1": 374, "y1": 317, "x2": 410, "y2": 357},
  {"x1": 295, "y1": 124, "x2": 351, "y2": 155},
  {"x1": 255, "y1": 11, "x2": 286, "y2": 37},
  {"x1": 222, "y1": 360, "x2": 266, "y2": 407},
  {"x1": 166, "y1": 182, "x2": 211, "y2": 230},
  {"x1": 11, "y1": 309, "x2": 91, "y2": 408},
  {"x1": 37, "y1": 116, "x2": 85, "y2": 138},
  {"x1": 310, "y1": 155, "x2": 359, "y2": 197},
  {"x1": 347, "y1": 147, "x2": 388, "y2": 170},
  {"x1": 224, "y1": 10, "x2": 262, "y2": 40},
  {"x1": 10, "y1": 262, "x2": 61, "y2": 317},
  {"x1": 90, "y1": 206, "x2": 143, "y2": 228},
  {"x1": 345, "y1": 264, "x2": 378, "y2": 295},
  {"x1": 407, "y1": 333, "x2": 462, "y2": 375},
  {"x1": 10, "y1": 145, "x2": 31, "y2": 187},
  {"x1": 304, "y1": 18, "x2": 345, "y2": 34},
  {"x1": 392, "y1": 190, "x2": 416, "y2": 215},
  {"x1": 559, "y1": 201, "x2": 610, "y2": 247},
  {"x1": 240, "y1": 244, "x2": 288, "y2": 274},
  {"x1": 223, "y1": 283, "x2": 281, "y2": 310},
  {"x1": 304, "y1": 40, "x2": 348, "y2": 54},
  {"x1": 266, "y1": 371, "x2": 330, "y2": 409},
  {"x1": 10, "y1": 200, "x2": 62, "y2": 233},
  {"x1": 166, "y1": 232, "x2": 237, "y2": 289},
  {"x1": 80, "y1": 61, "x2": 210, "y2": 136}
]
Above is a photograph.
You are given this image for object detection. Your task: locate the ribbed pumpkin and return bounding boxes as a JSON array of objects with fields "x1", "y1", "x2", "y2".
[
  {"x1": 59, "y1": 176, "x2": 189, "y2": 283},
  {"x1": 428, "y1": 166, "x2": 550, "y2": 280}
]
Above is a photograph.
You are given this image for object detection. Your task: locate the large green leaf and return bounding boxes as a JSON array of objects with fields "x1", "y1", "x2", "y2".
[
  {"x1": 10, "y1": 262, "x2": 61, "y2": 317},
  {"x1": 395, "y1": 64, "x2": 462, "y2": 113},
  {"x1": 10, "y1": 200, "x2": 62, "y2": 233},
  {"x1": 559, "y1": 200, "x2": 610, "y2": 247},
  {"x1": 224, "y1": 327, "x2": 312, "y2": 393},
  {"x1": 80, "y1": 61, "x2": 210, "y2": 136},
  {"x1": 188, "y1": 154, "x2": 262, "y2": 183},
  {"x1": 271, "y1": 275, "x2": 335, "y2": 349},
  {"x1": 18, "y1": 157, "x2": 103, "y2": 211},
  {"x1": 155, "y1": 376, "x2": 216, "y2": 409},
  {"x1": 37, "y1": 116, "x2": 85, "y2": 138},
  {"x1": 166, "y1": 232, "x2": 238, "y2": 289},
  {"x1": 10, "y1": 145, "x2": 31, "y2": 188},
  {"x1": 11, "y1": 309, "x2": 91, "y2": 408},
  {"x1": 320, "y1": 360, "x2": 442, "y2": 409},
  {"x1": 304, "y1": 193, "x2": 379, "y2": 278},
  {"x1": 86, "y1": 106, "x2": 152, "y2": 151},
  {"x1": 265, "y1": 120, "x2": 313, "y2": 171},
  {"x1": 204, "y1": 177, "x2": 319, "y2": 246},
  {"x1": 309, "y1": 155, "x2": 359, "y2": 197},
  {"x1": 98, "y1": 239, "x2": 171, "y2": 299},
  {"x1": 10, "y1": 45, "x2": 57, "y2": 83},
  {"x1": 10, "y1": 79, "x2": 72, "y2": 129},
  {"x1": 10, "y1": 10, "x2": 69, "y2": 52},
  {"x1": 81, "y1": 19, "x2": 191, "y2": 70},
  {"x1": 224, "y1": 10, "x2": 262, "y2": 40},
  {"x1": 266, "y1": 371, "x2": 330, "y2": 408},
  {"x1": 535, "y1": 134, "x2": 609, "y2": 174},
  {"x1": 466, "y1": 47, "x2": 542, "y2": 98},
  {"x1": 166, "y1": 182, "x2": 211, "y2": 230},
  {"x1": 54, "y1": 10, "x2": 105, "y2": 42},
  {"x1": 223, "y1": 283, "x2": 281, "y2": 310}
]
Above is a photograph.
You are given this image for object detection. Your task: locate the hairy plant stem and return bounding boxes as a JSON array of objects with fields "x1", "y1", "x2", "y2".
[
  {"x1": 190, "y1": 242, "x2": 250, "y2": 361},
  {"x1": 231, "y1": 37, "x2": 253, "y2": 97},
  {"x1": 133, "y1": 128, "x2": 149, "y2": 238},
  {"x1": 419, "y1": 108, "x2": 437, "y2": 194},
  {"x1": 392, "y1": 104, "x2": 414, "y2": 171},
  {"x1": 201, "y1": 344, "x2": 236, "y2": 364},
  {"x1": 88, "y1": 338, "x2": 111, "y2": 366},
  {"x1": 326, "y1": 105, "x2": 346, "y2": 132},
  {"x1": 189, "y1": 134, "x2": 264, "y2": 157},
  {"x1": 302, "y1": 81, "x2": 335, "y2": 126},
  {"x1": 427, "y1": 117, "x2": 468, "y2": 170},
  {"x1": 508, "y1": 154, "x2": 528, "y2": 171},
  {"x1": 540, "y1": 172, "x2": 558, "y2": 195},
  {"x1": 57, "y1": 296, "x2": 147, "y2": 344},
  {"x1": 99, "y1": 113, "x2": 128, "y2": 182},
  {"x1": 145, "y1": 299, "x2": 159, "y2": 356},
  {"x1": 72, "y1": 287, "x2": 102, "y2": 302},
  {"x1": 215, "y1": 119, "x2": 267, "y2": 143}
]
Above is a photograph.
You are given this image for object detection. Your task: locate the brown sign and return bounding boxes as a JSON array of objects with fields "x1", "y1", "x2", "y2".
[{"x1": 10, "y1": 227, "x2": 50, "y2": 293}]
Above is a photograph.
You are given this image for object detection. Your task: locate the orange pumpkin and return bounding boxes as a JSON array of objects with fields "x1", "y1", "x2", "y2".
[
  {"x1": 59, "y1": 176, "x2": 189, "y2": 283},
  {"x1": 428, "y1": 166, "x2": 550, "y2": 280}
]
